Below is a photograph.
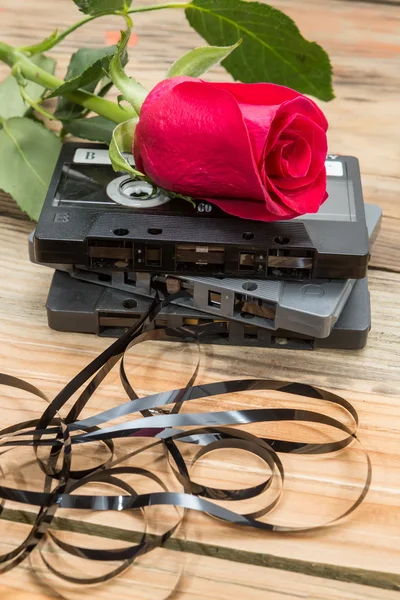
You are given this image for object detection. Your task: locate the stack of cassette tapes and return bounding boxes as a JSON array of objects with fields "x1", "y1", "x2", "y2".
[{"x1": 29, "y1": 143, "x2": 381, "y2": 351}]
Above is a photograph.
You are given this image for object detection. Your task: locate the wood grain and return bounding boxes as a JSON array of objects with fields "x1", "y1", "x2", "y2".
[
  {"x1": 0, "y1": 0, "x2": 399, "y2": 598},
  {"x1": 0, "y1": 523, "x2": 398, "y2": 600}
]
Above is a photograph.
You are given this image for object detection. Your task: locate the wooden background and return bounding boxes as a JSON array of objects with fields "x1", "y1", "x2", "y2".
[{"x1": 0, "y1": 0, "x2": 399, "y2": 598}]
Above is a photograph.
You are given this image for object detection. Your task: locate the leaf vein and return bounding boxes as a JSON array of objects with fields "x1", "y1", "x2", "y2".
[
  {"x1": 2, "y1": 121, "x2": 46, "y2": 188},
  {"x1": 191, "y1": 3, "x2": 322, "y2": 95}
]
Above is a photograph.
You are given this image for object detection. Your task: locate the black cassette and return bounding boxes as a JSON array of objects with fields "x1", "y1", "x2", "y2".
[
  {"x1": 47, "y1": 271, "x2": 371, "y2": 350},
  {"x1": 34, "y1": 143, "x2": 370, "y2": 280}
]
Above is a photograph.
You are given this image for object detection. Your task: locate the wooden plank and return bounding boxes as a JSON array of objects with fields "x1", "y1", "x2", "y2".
[
  {"x1": 339, "y1": 0, "x2": 400, "y2": 6},
  {"x1": 0, "y1": 523, "x2": 398, "y2": 600}
]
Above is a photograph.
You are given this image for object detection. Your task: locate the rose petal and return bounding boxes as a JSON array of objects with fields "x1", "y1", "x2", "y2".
[
  {"x1": 211, "y1": 82, "x2": 303, "y2": 107},
  {"x1": 270, "y1": 116, "x2": 327, "y2": 190},
  {"x1": 267, "y1": 133, "x2": 312, "y2": 179},
  {"x1": 140, "y1": 76, "x2": 192, "y2": 107},
  {"x1": 263, "y1": 96, "x2": 327, "y2": 162},
  {"x1": 265, "y1": 138, "x2": 291, "y2": 177},
  {"x1": 228, "y1": 102, "x2": 278, "y2": 165},
  {"x1": 134, "y1": 77, "x2": 195, "y2": 173},
  {"x1": 134, "y1": 78, "x2": 267, "y2": 202},
  {"x1": 210, "y1": 83, "x2": 321, "y2": 166},
  {"x1": 267, "y1": 166, "x2": 328, "y2": 214},
  {"x1": 280, "y1": 135, "x2": 312, "y2": 178},
  {"x1": 280, "y1": 95, "x2": 328, "y2": 132}
]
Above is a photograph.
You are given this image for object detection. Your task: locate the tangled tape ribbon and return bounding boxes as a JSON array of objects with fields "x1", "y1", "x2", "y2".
[{"x1": 0, "y1": 289, "x2": 371, "y2": 590}]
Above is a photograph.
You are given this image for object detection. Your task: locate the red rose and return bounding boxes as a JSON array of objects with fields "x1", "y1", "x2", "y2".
[{"x1": 133, "y1": 77, "x2": 328, "y2": 222}]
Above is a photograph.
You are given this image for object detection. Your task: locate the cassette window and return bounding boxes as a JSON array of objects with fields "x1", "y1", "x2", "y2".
[
  {"x1": 88, "y1": 239, "x2": 134, "y2": 269},
  {"x1": 98, "y1": 311, "x2": 141, "y2": 332},
  {"x1": 267, "y1": 248, "x2": 314, "y2": 279},
  {"x1": 176, "y1": 244, "x2": 225, "y2": 273},
  {"x1": 235, "y1": 296, "x2": 276, "y2": 322},
  {"x1": 145, "y1": 247, "x2": 162, "y2": 267},
  {"x1": 208, "y1": 291, "x2": 222, "y2": 308},
  {"x1": 244, "y1": 325, "x2": 258, "y2": 339},
  {"x1": 239, "y1": 252, "x2": 256, "y2": 271},
  {"x1": 123, "y1": 272, "x2": 137, "y2": 288},
  {"x1": 271, "y1": 335, "x2": 314, "y2": 350}
]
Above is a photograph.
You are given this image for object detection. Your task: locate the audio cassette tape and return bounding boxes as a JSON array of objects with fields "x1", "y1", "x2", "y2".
[
  {"x1": 33, "y1": 143, "x2": 370, "y2": 280},
  {"x1": 30, "y1": 203, "x2": 381, "y2": 339},
  {"x1": 46, "y1": 271, "x2": 371, "y2": 350}
]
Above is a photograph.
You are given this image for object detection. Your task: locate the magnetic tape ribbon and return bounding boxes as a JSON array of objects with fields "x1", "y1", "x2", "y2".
[{"x1": 0, "y1": 288, "x2": 371, "y2": 589}]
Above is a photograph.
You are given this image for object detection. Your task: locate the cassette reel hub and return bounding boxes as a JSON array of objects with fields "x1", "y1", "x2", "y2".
[{"x1": 107, "y1": 175, "x2": 170, "y2": 208}]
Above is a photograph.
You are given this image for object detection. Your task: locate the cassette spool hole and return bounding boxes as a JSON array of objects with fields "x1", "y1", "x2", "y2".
[
  {"x1": 120, "y1": 180, "x2": 156, "y2": 200},
  {"x1": 129, "y1": 188, "x2": 148, "y2": 198},
  {"x1": 107, "y1": 176, "x2": 170, "y2": 208},
  {"x1": 242, "y1": 282, "x2": 258, "y2": 292},
  {"x1": 274, "y1": 235, "x2": 290, "y2": 245},
  {"x1": 123, "y1": 299, "x2": 138, "y2": 309}
]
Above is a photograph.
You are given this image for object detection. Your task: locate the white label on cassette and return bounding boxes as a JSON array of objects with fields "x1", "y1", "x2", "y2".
[
  {"x1": 325, "y1": 160, "x2": 344, "y2": 177},
  {"x1": 73, "y1": 148, "x2": 135, "y2": 166}
]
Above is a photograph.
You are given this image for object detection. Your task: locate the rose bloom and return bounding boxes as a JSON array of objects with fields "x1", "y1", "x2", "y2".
[{"x1": 133, "y1": 77, "x2": 328, "y2": 222}]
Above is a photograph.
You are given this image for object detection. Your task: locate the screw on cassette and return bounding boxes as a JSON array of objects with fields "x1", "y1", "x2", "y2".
[{"x1": 0, "y1": 287, "x2": 371, "y2": 592}]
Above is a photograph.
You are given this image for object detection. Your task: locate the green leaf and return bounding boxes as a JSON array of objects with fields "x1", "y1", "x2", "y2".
[
  {"x1": 48, "y1": 45, "x2": 121, "y2": 99},
  {"x1": 72, "y1": 0, "x2": 132, "y2": 15},
  {"x1": 109, "y1": 118, "x2": 143, "y2": 177},
  {"x1": 109, "y1": 30, "x2": 148, "y2": 114},
  {"x1": 63, "y1": 116, "x2": 116, "y2": 144},
  {"x1": 0, "y1": 54, "x2": 56, "y2": 121},
  {"x1": 20, "y1": 30, "x2": 59, "y2": 55},
  {"x1": 167, "y1": 41, "x2": 241, "y2": 78},
  {"x1": 55, "y1": 48, "x2": 124, "y2": 120},
  {"x1": 60, "y1": 47, "x2": 116, "y2": 83},
  {"x1": 0, "y1": 117, "x2": 62, "y2": 221},
  {"x1": 54, "y1": 46, "x2": 120, "y2": 120},
  {"x1": 185, "y1": 0, "x2": 334, "y2": 101}
]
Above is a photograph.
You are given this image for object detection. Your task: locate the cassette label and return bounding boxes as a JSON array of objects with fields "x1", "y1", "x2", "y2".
[
  {"x1": 73, "y1": 148, "x2": 135, "y2": 165},
  {"x1": 325, "y1": 160, "x2": 344, "y2": 177}
]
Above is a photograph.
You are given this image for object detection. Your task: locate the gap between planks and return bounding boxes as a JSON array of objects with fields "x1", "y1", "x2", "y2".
[{"x1": 0, "y1": 508, "x2": 399, "y2": 593}]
